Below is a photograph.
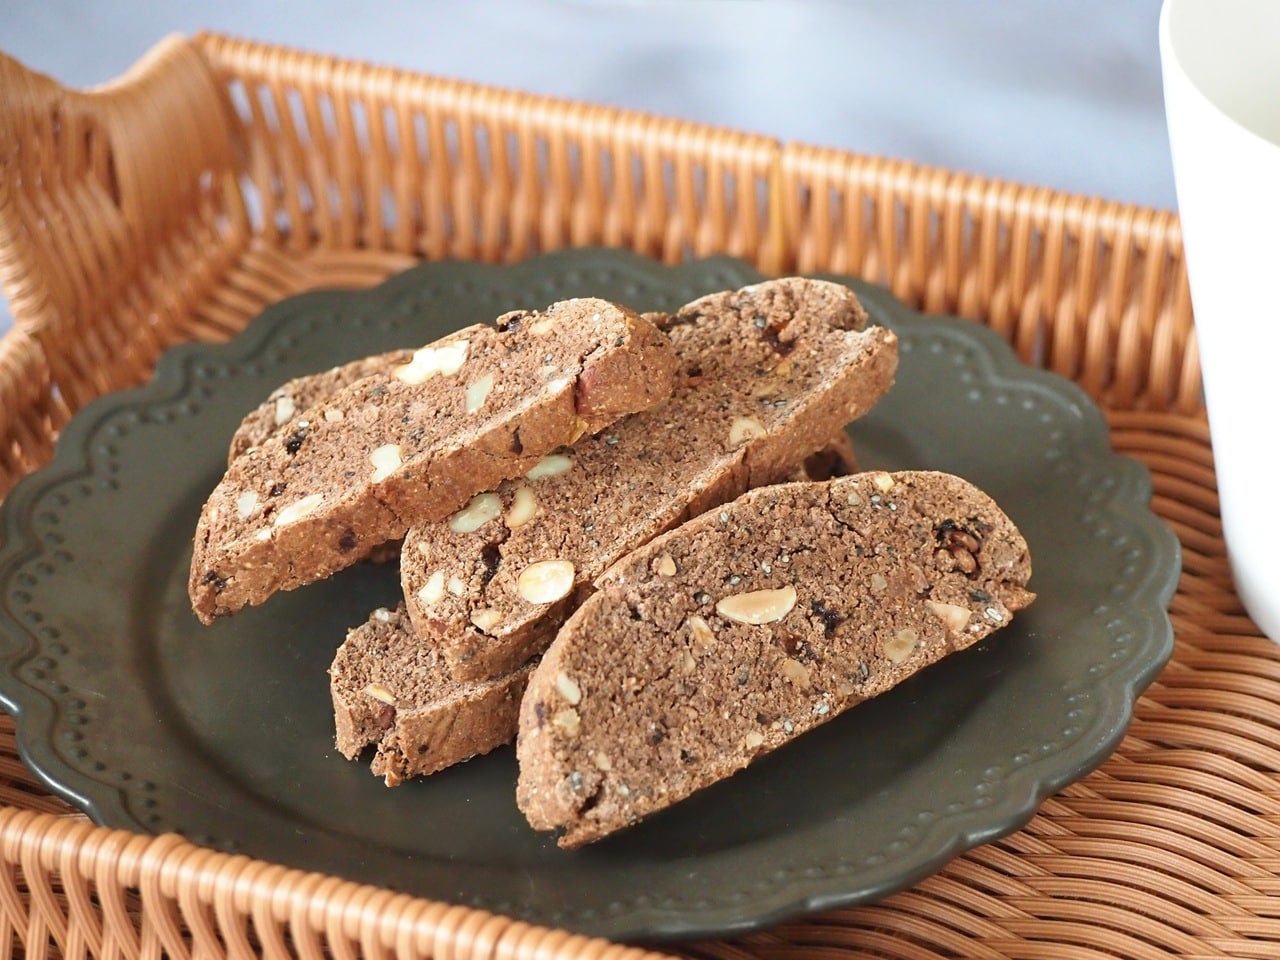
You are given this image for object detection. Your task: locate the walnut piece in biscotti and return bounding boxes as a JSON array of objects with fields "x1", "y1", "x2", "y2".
[
  {"x1": 515, "y1": 471, "x2": 1034, "y2": 848},
  {"x1": 189, "y1": 299, "x2": 677, "y2": 624},
  {"x1": 401, "y1": 278, "x2": 898, "y2": 681}
]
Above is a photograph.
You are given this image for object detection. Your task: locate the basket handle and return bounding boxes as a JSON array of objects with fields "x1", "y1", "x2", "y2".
[{"x1": 0, "y1": 35, "x2": 244, "y2": 347}]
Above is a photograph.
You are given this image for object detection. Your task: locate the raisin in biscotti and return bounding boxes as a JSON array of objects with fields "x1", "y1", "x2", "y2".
[
  {"x1": 190, "y1": 300, "x2": 677, "y2": 623},
  {"x1": 401, "y1": 279, "x2": 899, "y2": 680},
  {"x1": 516, "y1": 471, "x2": 1035, "y2": 847},
  {"x1": 332, "y1": 430, "x2": 861, "y2": 786},
  {"x1": 798, "y1": 429, "x2": 858, "y2": 481},
  {"x1": 329, "y1": 604, "x2": 532, "y2": 784}
]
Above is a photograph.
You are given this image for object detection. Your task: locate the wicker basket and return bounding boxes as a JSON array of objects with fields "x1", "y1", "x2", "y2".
[{"x1": 1, "y1": 31, "x2": 1275, "y2": 960}]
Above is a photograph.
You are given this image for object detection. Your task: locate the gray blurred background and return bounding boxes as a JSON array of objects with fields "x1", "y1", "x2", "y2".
[{"x1": 1, "y1": 0, "x2": 1173, "y2": 336}]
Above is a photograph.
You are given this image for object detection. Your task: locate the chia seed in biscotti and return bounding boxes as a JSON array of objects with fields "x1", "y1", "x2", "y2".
[
  {"x1": 401, "y1": 278, "x2": 899, "y2": 681},
  {"x1": 329, "y1": 604, "x2": 531, "y2": 785},
  {"x1": 515, "y1": 470, "x2": 1035, "y2": 848},
  {"x1": 189, "y1": 299, "x2": 677, "y2": 624},
  {"x1": 333, "y1": 428, "x2": 862, "y2": 785}
]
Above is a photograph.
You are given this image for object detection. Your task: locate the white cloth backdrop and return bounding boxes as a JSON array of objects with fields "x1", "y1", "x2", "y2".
[{"x1": 1, "y1": 0, "x2": 1173, "y2": 335}]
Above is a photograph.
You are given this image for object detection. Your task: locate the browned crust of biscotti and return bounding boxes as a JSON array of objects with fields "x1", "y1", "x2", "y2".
[
  {"x1": 189, "y1": 300, "x2": 676, "y2": 623},
  {"x1": 401, "y1": 278, "x2": 897, "y2": 681},
  {"x1": 515, "y1": 471, "x2": 1034, "y2": 847},
  {"x1": 329, "y1": 604, "x2": 533, "y2": 785}
]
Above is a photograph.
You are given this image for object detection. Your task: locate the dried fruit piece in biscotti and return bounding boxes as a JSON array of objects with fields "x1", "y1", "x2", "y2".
[
  {"x1": 332, "y1": 429, "x2": 861, "y2": 786},
  {"x1": 797, "y1": 429, "x2": 859, "y2": 481},
  {"x1": 402, "y1": 278, "x2": 899, "y2": 681},
  {"x1": 189, "y1": 299, "x2": 677, "y2": 624},
  {"x1": 329, "y1": 604, "x2": 532, "y2": 785},
  {"x1": 515, "y1": 471, "x2": 1035, "y2": 848}
]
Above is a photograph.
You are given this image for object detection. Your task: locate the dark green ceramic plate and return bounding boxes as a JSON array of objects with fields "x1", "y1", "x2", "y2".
[{"x1": 0, "y1": 249, "x2": 1178, "y2": 942}]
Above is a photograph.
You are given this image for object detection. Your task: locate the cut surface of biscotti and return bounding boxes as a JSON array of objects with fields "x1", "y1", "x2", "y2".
[
  {"x1": 226, "y1": 352, "x2": 419, "y2": 568},
  {"x1": 515, "y1": 471, "x2": 1035, "y2": 847},
  {"x1": 331, "y1": 430, "x2": 861, "y2": 785},
  {"x1": 227, "y1": 333, "x2": 858, "y2": 575},
  {"x1": 401, "y1": 278, "x2": 899, "y2": 680},
  {"x1": 189, "y1": 299, "x2": 677, "y2": 623},
  {"x1": 329, "y1": 604, "x2": 531, "y2": 785},
  {"x1": 228, "y1": 352, "x2": 414, "y2": 462}
]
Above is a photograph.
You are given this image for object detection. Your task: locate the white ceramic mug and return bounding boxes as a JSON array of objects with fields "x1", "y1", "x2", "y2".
[{"x1": 1160, "y1": 0, "x2": 1280, "y2": 641}]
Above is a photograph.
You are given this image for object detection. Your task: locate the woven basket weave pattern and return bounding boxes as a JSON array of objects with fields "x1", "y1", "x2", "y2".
[{"x1": 3, "y1": 31, "x2": 1277, "y2": 960}]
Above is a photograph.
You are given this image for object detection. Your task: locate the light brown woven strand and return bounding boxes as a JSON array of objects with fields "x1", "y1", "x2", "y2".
[
  {"x1": 0, "y1": 37, "x2": 249, "y2": 510},
  {"x1": 193, "y1": 32, "x2": 781, "y2": 270},
  {"x1": 0, "y1": 37, "x2": 247, "y2": 387},
  {"x1": 0, "y1": 331, "x2": 63, "y2": 497},
  {"x1": 0, "y1": 808, "x2": 683, "y2": 960},
  {"x1": 778, "y1": 144, "x2": 1199, "y2": 415}
]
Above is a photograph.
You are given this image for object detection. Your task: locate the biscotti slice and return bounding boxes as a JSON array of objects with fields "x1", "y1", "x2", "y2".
[
  {"x1": 516, "y1": 471, "x2": 1035, "y2": 847},
  {"x1": 232, "y1": 308, "x2": 675, "y2": 464},
  {"x1": 402, "y1": 278, "x2": 899, "y2": 680},
  {"x1": 190, "y1": 299, "x2": 677, "y2": 623},
  {"x1": 331, "y1": 430, "x2": 861, "y2": 786},
  {"x1": 231, "y1": 354, "x2": 861, "y2": 476},
  {"x1": 329, "y1": 604, "x2": 532, "y2": 784}
]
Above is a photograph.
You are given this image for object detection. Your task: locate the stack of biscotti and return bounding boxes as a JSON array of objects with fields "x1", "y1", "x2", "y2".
[
  {"x1": 516, "y1": 470, "x2": 1035, "y2": 847},
  {"x1": 328, "y1": 432, "x2": 860, "y2": 784},
  {"x1": 328, "y1": 278, "x2": 899, "y2": 784},
  {"x1": 189, "y1": 298, "x2": 678, "y2": 623},
  {"x1": 193, "y1": 275, "x2": 1036, "y2": 848}
]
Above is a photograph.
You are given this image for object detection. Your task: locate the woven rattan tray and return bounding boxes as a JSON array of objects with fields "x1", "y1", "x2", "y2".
[{"x1": 0, "y1": 31, "x2": 1274, "y2": 959}]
